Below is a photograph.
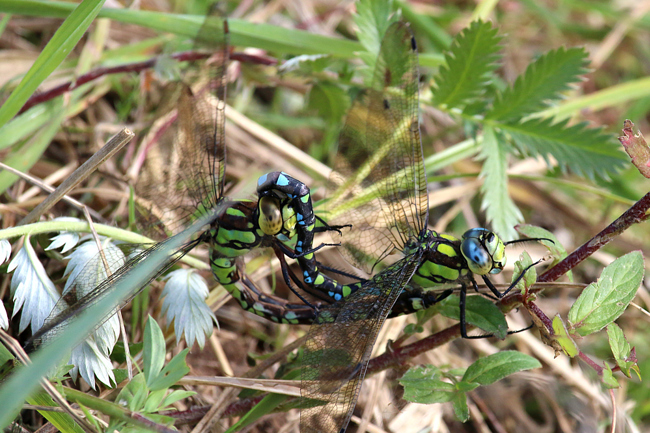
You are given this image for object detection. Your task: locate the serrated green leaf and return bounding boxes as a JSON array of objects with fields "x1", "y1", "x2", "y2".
[
  {"x1": 432, "y1": 20, "x2": 502, "y2": 108},
  {"x1": 308, "y1": 83, "x2": 349, "y2": 123},
  {"x1": 452, "y1": 391, "x2": 470, "y2": 422},
  {"x1": 503, "y1": 117, "x2": 627, "y2": 180},
  {"x1": 143, "y1": 316, "x2": 166, "y2": 389},
  {"x1": 516, "y1": 224, "x2": 569, "y2": 278},
  {"x1": 354, "y1": 0, "x2": 396, "y2": 56},
  {"x1": 568, "y1": 251, "x2": 643, "y2": 336},
  {"x1": 479, "y1": 126, "x2": 522, "y2": 240},
  {"x1": 462, "y1": 351, "x2": 541, "y2": 385},
  {"x1": 552, "y1": 314, "x2": 579, "y2": 357},
  {"x1": 607, "y1": 323, "x2": 637, "y2": 378},
  {"x1": 438, "y1": 294, "x2": 508, "y2": 339},
  {"x1": 512, "y1": 251, "x2": 536, "y2": 293},
  {"x1": 602, "y1": 363, "x2": 619, "y2": 389},
  {"x1": 400, "y1": 365, "x2": 456, "y2": 404},
  {"x1": 488, "y1": 47, "x2": 590, "y2": 121}
]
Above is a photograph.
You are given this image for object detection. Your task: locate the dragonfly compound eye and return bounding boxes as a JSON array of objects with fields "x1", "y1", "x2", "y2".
[
  {"x1": 482, "y1": 230, "x2": 506, "y2": 274},
  {"x1": 281, "y1": 205, "x2": 297, "y2": 237},
  {"x1": 259, "y1": 196, "x2": 283, "y2": 235}
]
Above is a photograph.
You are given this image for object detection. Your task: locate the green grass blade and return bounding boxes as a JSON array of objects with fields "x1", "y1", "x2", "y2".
[{"x1": 0, "y1": 0, "x2": 105, "y2": 127}]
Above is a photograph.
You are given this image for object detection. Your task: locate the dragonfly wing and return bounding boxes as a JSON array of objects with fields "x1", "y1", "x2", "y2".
[
  {"x1": 135, "y1": 14, "x2": 229, "y2": 238},
  {"x1": 300, "y1": 252, "x2": 422, "y2": 432},
  {"x1": 329, "y1": 22, "x2": 426, "y2": 272}
]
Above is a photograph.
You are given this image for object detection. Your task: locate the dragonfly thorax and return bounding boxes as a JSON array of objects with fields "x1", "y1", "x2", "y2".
[{"x1": 460, "y1": 228, "x2": 506, "y2": 276}]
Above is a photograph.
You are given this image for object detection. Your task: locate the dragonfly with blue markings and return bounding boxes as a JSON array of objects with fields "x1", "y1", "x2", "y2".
[{"x1": 278, "y1": 21, "x2": 550, "y2": 433}]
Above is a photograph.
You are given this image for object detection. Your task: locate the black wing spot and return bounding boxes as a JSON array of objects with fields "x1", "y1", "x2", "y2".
[
  {"x1": 411, "y1": 36, "x2": 417, "y2": 51},
  {"x1": 383, "y1": 99, "x2": 390, "y2": 110}
]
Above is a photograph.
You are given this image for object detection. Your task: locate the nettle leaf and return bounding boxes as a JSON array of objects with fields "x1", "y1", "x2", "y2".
[
  {"x1": 488, "y1": 47, "x2": 590, "y2": 121},
  {"x1": 503, "y1": 117, "x2": 627, "y2": 180},
  {"x1": 432, "y1": 20, "x2": 502, "y2": 109},
  {"x1": 607, "y1": 323, "x2": 639, "y2": 379},
  {"x1": 552, "y1": 314, "x2": 579, "y2": 358},
  {"x1": 355, "y1": 0, "x2": 396, "y2": 56},
  {"x1": 161, "y1": 269, "x2": 217, "y2": 349},
  {"x1": 479, "y1": 126, "x2": 522, "y2": 240},
  {"x1": 516, "y1": 224, "x2": 568, "y2": 276},
  {"x1": 512, "y1": 251, "x2": 536, "y2": 293},
  {"x1": 568, "y1": 251, "x2": 643, "y2": 336},
  {"x1": 8, "y1": 236, "x2": 59, "y2": 334},
  {"x1": 462, "y1": 351, "x2": 541, "y2": 385},
  {"x1": 399, "y1": 365, "x2": 456, "y2": 404}
]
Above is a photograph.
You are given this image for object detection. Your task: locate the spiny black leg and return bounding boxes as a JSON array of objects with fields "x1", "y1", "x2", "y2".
[
  {"x1": 481, "y1": 275, "x2": 502, "y2": 300},
  {"x1": 275, "y1": 239, "x2": 341, "y2": 259},
  {"x1": 313, "y1": 215, "x2": 351, "y2": 236},
  {"x1": 314, "y1": 261, "x2": 367, "y2": 283},
  {"x1": 271, "y1": 245, "x2": 319, "y2": 310},
  {"x1": 498, "y1": 259, "x2": 542, "y2": 298},
  {"x1": 459, "y1": 283, "x2": 469, "y2": 339}
]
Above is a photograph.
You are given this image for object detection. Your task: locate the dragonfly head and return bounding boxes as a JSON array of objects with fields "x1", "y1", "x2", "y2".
[{"x1": 460, "y1": 228, "x2": 506, "y2": 276}]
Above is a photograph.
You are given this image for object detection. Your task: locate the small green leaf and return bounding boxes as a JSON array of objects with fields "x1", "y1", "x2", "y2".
[
  {"x1": 438, "y1": 294, "x2": 508, "y2": 339},
  {"x1": 568, "y1": 252, "x2": 643, "y2": 336},
  {"x1": 308, "y1": 83, "x2": 349, "y2": 124},
  {"x1": 607, "y1": 323, "x2": 638, "y2": 379},
  {"x1": 479, "y1": 126, "x2": 522, "y2": 240},
  {"x1": 488, "y1": 47, "x2": 590, "y2": 121},
  {"x1": 400, "y1": 365, "x2": 456, "y2": 404},
  {"x1": 116, "y1": 373, "x2": 148, "y2": 411},
  {"x1": 462, "y1": 351, "x2": 541, "y2": 385},
  {"x1": 162, "y1": 390, "x2": 196, "y2": 409},
  {"x1": 144, "y1": 389, "x2": 167, "y2": 413},
  {"x1": 452, "y1": 391, "x2": 470, "y2": 422},
  {"x1": 503, "y1": 117, "x2": 626, "y2": 180},
  {"x1": 512, "y1": 251, "x2": 536, "y2": 293},
  {"x1": 552, "y1": 314, "x2": 579, "y2": 357},
  {"x1": 602, "y1": 363, "x2": 619, "y2": 389},
  {"x1": 354, "y1": 0, "x2": 396, "y2": 59},
  {"x1": 143, "y1": 316, "x2": 166, "y2": 389},
  {"x1": 147, "y1": 349, "x2": 190, "y2": 391},
  {"x1": 432, "y1": 20, "x2": 502, "y2": 108},
  {"x1": 516, "y1": 224, "x2": 569, "y2": 276}
]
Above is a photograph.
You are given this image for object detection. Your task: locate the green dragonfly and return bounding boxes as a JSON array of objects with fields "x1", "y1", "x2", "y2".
[
  {"x1": 24, "y1": 17, "x2": 337, "y2": 350},
  {"x1": 292, "y1": 21, "x2": 546, "y2": 433}
]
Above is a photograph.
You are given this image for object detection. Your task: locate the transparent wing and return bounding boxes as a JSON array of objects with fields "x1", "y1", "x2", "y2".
[
  {"x1": 329, "y1": 22, "x2": 426, "y2": 272},
  {"x1": 135, "y1": 14, "x2": 229, "y2": 238},
  {"x1": 300, "y1": 252, "x2": 422, "y2": 433}
]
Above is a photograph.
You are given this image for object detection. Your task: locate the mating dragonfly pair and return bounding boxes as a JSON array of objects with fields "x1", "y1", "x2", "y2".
[{"x1": 26, "y1": 17, "x2": 546, "y2": 433}]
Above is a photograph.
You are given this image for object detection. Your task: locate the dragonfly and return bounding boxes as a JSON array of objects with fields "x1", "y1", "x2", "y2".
[
  {"x1": 293, "y1": 21, "x2": 547, "y2": 433},
  {"x1": 24, "y1": 16, "x2": 341, "y2": 350}
]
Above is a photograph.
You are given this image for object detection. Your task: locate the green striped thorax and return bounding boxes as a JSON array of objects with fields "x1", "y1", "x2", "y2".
[{"x1": 406, "y1": 228, "x2": 507, "y2": 290}]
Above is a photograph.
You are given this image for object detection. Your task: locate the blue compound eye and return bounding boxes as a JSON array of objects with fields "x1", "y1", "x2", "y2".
[
  {"x1": 461, "y1": 236, "x2": 491, "y2": 275},
  {"x1": 461, "y1": 228, "x2": 506, "y2": 275}
]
